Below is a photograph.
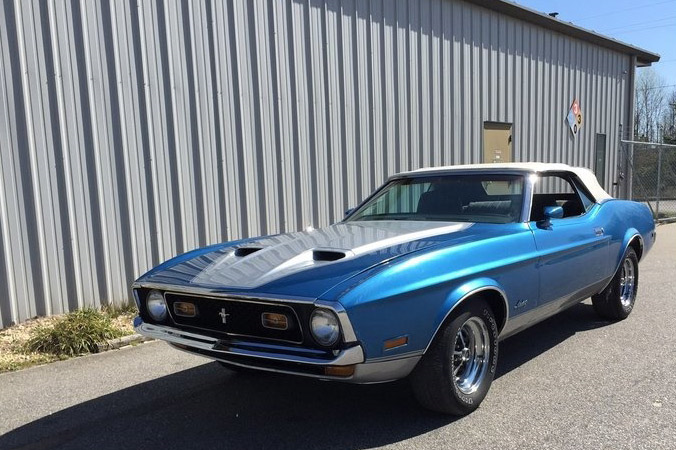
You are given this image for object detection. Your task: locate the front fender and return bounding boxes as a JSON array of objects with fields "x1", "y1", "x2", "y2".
[
  {"x1": 427, "y1": 278, "x2": 508, "y2": 351},
  {"x1": 335, "y1": 275, "x2": 509, "y2": 361},
  {"x1": 328, "y1": 224, "x2": 537, "y2": 360}
]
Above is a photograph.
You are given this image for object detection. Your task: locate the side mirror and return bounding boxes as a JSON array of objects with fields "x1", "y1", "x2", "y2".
[
  {"x1": 544, "y1": 205, "x2": 563, "y2": 219},
  {"x1": 344, "y1": 208, "x2": 354, "y2": 217},
  {"x1": 538, "y1": 205, "x2": 563, "y2": 229}
]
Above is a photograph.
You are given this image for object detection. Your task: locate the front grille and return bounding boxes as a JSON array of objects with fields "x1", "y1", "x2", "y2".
[{"x1": 164, "y1": 293, "x2": 304, "y2": 344}]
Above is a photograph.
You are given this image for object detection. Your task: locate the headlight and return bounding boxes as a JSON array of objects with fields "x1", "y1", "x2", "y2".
[
  {"x1": 310, "y1": 309, "x2": 340, "y2": 346},
  {"x1": 146, "y1": 290, "x2": 167, "y2": 322}
]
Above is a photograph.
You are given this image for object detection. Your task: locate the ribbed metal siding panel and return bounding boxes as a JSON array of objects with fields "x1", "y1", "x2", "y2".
[{"x1": 0, "y1": 0, "x2": 633, "y2": 327}]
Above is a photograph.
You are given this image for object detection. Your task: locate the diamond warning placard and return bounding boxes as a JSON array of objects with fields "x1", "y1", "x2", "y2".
[{"x1": 567, "y1": 100, "x2": 583, "y2": 136}]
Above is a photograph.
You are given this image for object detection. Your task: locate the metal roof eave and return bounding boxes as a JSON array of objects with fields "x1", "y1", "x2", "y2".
[{"x1": 464, "y1": 0, "x2": 661, "y2": 66}]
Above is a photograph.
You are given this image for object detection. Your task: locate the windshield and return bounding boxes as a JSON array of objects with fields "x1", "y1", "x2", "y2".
[{"x1": 346, "y1": 174, "x2": 524, "y2": 224}]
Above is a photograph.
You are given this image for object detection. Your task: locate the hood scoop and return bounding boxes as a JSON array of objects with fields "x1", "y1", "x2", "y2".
[
  {"x1": 312, "y1": 249, "x2": 347, "y2": 262},
  {"x1": 182, "y1": 221, "x2": 473, "y2": 290},
  {"x1": 234, "y1": 247, "x2": 263, "y2": 257}
]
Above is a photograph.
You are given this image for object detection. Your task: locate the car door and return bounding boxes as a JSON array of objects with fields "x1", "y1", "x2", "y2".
[{"x1": 528, "y1": 173, "x2": 610, "y2": 308}]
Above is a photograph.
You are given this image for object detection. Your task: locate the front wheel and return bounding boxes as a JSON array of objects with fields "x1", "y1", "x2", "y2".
[
  {"x1": 410, "y1": 299, "x2": 499, "y2": 415},
  {"x1": 592, "y1": 247, "x2": 639, "y2": 320}
]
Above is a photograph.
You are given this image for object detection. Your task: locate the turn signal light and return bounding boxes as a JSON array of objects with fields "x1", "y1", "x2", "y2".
[
  {"x1": 383, "y1": 335, "x2": 408, "y2": 350},
  {"x1": 261, "y1": 312, "x2": 289, "y2": 330},
  {"x1": 173, "y1": 302, "x2": 197, "y2": 317},
  {"x1": 324, "y1": 365, "x2": 356, "y2": 377}
]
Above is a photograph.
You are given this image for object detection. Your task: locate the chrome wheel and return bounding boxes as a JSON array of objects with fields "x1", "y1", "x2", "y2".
[
  {"x1": 592, "y1": 247, "x2": 639, "y2": 321},
  {"x1": 452, "y1": 317, "x2": 491, "y2": 395},
  {"x1": 411, "y1": 299, "x2": 498, "y2": 415},
  {"x1": 619, "y1": 257, "x2": 636, "y2": 307}
]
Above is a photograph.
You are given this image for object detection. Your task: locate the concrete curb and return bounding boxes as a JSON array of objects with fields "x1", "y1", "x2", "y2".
[{"x1": 95, "y1": 334, "x2": 153, "y2": 353}]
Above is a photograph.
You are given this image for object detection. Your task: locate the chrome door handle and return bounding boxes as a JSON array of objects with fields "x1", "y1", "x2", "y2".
[{"x1": 594, "y1": 227, "x2": 604, "y2": 236}]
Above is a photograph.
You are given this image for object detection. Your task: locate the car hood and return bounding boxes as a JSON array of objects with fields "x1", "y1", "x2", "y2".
[{"x1": 138, "y1": 220, "x2": 477, "y2": 297}]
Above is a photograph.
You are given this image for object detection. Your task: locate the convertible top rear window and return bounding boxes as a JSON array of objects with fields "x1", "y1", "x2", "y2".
[{"x1": 347, "y1": 174, "x2": 524, "y2": 224}]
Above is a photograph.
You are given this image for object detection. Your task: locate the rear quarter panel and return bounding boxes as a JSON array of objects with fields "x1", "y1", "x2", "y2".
[{"x1": 599, "y1": 199, "x2": 655, "y2": 270}]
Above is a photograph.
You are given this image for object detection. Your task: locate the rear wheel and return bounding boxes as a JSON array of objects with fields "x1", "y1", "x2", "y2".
[
  {"x1": 592, "y1": 247, "x2": 639, "y2": 320},
  {"x1": 410, "y1": 299, "x2": 499, "y2": 415}
]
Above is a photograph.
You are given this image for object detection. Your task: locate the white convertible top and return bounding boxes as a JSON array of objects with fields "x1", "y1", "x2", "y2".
[{"x1": 396, "y1": 162, "x2": 613, "y2": 201}]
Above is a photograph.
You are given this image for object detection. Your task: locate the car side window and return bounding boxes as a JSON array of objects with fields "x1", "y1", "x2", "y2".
[
  {"x1": 530, "y1": 174, "x2": 588, "y2": 221},
  {"x1": 571, "y1": 178, "x2": 595, "y2": 212}
]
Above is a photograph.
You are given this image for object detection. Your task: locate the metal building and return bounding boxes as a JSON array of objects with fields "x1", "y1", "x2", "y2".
[{"x1": 0, "y1": 0, "x2": 659, "y2": 328}]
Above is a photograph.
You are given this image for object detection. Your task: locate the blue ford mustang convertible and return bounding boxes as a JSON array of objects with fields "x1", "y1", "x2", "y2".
[{"x1": 133, "y1": 163, "x2": 655, "y2": 415}]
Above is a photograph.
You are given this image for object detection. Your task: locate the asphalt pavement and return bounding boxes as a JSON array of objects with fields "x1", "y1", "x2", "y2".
[{"x1": 1, "y1": 225, "x2": 675, "y2": 450}]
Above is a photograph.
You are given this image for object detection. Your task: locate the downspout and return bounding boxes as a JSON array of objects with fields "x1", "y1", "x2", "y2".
[{"x1": 623, "y1": 55, "x2": 637, "y2": 200}]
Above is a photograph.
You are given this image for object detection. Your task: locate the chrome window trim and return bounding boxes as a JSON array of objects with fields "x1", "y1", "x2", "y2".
[
  {"x1": 528, "y1": 171, "x2": 600, "y2": 222},
  {"x1": 349, "y1": 171, "x2": 530, "y2": 225},
  {"x1": 522, "y1": 172, "x2": 536, "y2": 223}
]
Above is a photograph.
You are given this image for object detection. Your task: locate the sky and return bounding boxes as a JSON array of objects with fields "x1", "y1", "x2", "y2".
[{"x1": 515, "y1": 0, "x2": 676, "y2": 88}]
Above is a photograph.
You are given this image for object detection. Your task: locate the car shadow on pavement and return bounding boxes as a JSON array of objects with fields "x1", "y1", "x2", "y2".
[
  {"x1": 0, "y1": 302, "x2": 612, "y2": 450},
  {"x1": 496, "y1": 301, "x2": 611, "y2": 378}
]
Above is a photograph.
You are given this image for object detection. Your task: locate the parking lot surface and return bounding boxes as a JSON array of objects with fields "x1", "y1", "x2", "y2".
[{"x1": 1, "y1": 225, "x2": 674, "y2": 450}]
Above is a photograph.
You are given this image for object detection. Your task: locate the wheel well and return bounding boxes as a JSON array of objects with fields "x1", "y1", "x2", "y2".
[
  {"x1": 425, "y1": 288, "x2": 509, "y2": 353},
  {"x1": 477, "y1": 290, "x2": 508, "y2": 334},
  {"x1": 628, "y1": 235, "x2": 644, "y2": 261}
]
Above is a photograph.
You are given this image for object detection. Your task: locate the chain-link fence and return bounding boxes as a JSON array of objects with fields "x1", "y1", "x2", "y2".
[{"x1": 622, "y1": 140, "x2": 676, "y2": 223}]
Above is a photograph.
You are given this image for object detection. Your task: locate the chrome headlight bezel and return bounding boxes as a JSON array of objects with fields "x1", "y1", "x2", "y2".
[
  {"x1": 146, "y1": 289, "x2": 168, "y2": 322},
  {"x1": 309, "y1": 308, "x2": 341, "y2": 347}
]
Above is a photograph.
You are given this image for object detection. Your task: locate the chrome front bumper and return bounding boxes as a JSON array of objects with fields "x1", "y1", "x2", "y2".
[{"x1": 134, "y1": 317, "x2": 420, "y2": 383}]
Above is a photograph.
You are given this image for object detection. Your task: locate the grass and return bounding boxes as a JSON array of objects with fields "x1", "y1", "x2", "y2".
[
  {"x1": 102, "y1": 302, "x2": 139, "y2": 318},
  {"x1": 24, "y1": 309, "x2": 127, "y2": 356},
  {"x1": 0, "y1": 305, "x2": 137, "y2": 373}
]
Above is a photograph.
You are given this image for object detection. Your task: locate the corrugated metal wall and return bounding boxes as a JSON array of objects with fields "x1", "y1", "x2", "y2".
[{"x1": 0, "y1": 0, "x2": 633, "y2": 327}]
